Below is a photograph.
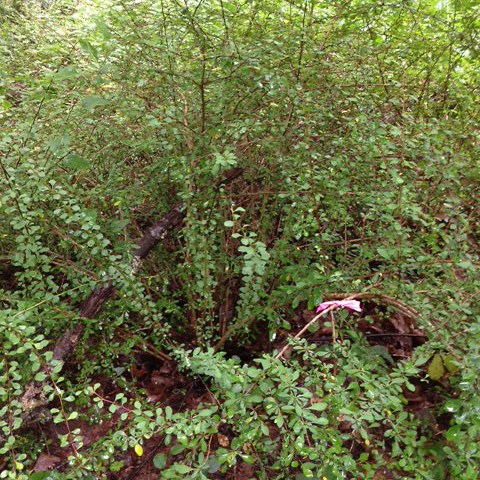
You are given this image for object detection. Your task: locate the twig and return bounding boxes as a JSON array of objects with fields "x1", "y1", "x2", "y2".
[
  {"x1": 275, "y1": 299, "x2": 356, "y2": 360},
  {"x1": 275, "y1": 284, "x2": 388, "y2": 360},
  {"x1": 322, "y1": 292, "x2": 419, "y2": 319},
  {"x1": 364, "y1": 333, "x2": 427, "y2": 339}
]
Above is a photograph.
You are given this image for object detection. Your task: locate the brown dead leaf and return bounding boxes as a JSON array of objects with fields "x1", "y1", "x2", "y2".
[
  {"x1": 217, "y1": 433, "x2": 230, "y2": 447},
  {"x1": 33, "y1": 453, "x2": 62, "y2": 472}
]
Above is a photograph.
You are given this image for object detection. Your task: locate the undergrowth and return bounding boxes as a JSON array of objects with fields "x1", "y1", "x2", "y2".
[{"x1": 0, "y1": 0, "x2": 478, "y2": 478}]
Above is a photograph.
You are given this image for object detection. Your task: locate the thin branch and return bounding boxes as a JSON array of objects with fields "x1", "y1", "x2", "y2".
[
  {"x1": 275, "y1": 301, "x2": 353, "y2": 360},
  {"x1": 322, "y1": 292, "x2": 419, "y2": 319}
]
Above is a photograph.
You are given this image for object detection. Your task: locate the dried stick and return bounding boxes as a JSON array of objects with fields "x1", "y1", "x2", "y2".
[
  {"x1": 275, "y1": 300, "x2": 355, "y2": 360},
  {"x1": 20, "y1": 206, "x2": 184, "y2": 413}
]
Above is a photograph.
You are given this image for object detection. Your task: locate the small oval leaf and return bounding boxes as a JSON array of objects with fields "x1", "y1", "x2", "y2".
[
  {"x1": 82, "y1": 95, "x2": 108, "y2": 110},
  {"x1": 134, "y1": 444, "x2": 144, "y2": 457},
  {"x1": 428, "y1": 354, "x2": 445, "y2": 381},
  {"x1": 64, "y1": 155, "x2": 90, "y2": 170},
  {"x1": 153, "y1": 452, "x2": 167, "y2": 469}
]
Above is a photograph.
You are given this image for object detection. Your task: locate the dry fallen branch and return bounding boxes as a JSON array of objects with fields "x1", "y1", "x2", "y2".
[
  {"x1": 20, "y1": 206, "x2": 184, "y2": 413},
  {"x1": 20, "y1": 168, "x2": 243, "y2": 414}
]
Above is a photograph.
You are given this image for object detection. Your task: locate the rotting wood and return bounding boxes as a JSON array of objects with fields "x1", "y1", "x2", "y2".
[{"x1": 20, "y1": 209, "x2": 183, "y2": 413}]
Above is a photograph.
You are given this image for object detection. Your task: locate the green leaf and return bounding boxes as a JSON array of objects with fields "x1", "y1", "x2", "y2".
[
  {"x1": 428, "y1": 354, "x2": 445, "y2": 381},
  {"x1": 377, "y1": 246, "x2": 392, "y2": 260},
  {"x1": 206, "y1": 455, "x2": 220, "y2": 473},
  {"x1": 444, "y1": 425, "x2": 461, "y2": 442},
  {"x1": 67, "y1": 411, "x2": 78, "y2": 420},
  {"x1": 239, "y1": 453, "x2": 254, "y2": 465},
  {"x1": 55, "y1": 67, "x2": 80, "y2": 81},
  {"x1": 247, "y1": 393, "x2": 263, "y2": 403},
  {"x1": 95, "y1": 20, "x2": 112, "y2": 39},
  {"x1": 79, "y1": 39, "x2": 98, "y2": 59},
  {"x1": 110, "y1": 460, "x2": 124, "y2": 473},
  {"x1": 371, "y1": 345, "x2": 395, "y2": 365},
  {"x1": 311, "y1": 416, "x2": 329, "y2": 425},
  {"x1": 28, "y1": 474, "x2": 52, "y2": 480},
  {"x1": 172, "y1": 463, "x2": 192, "y2": 474},
  {"x1": 414, "y1": 354, "x2": 430, "y2": 367},
  {"x1": 48, "y1": 134, "x2": 70, "y2": 154},
  {"x1": 29, "y1": 473, "x2": 62, "y2": 480},
  {"x1": 309, "y1": 402, "x2": 327, "y2": 412},
  {"x1": 81, "y1": 95, "x2": 108, "y2": 110},
  {"x1": 307, "y1": 322, "x2": 319, "y2": 333},
  {"x1": 34, "y1": 372, "x2": 47, "y2": 382},
  {"x1": 64, "y1": 155, "x2": 91, "y2": 170},
  {"x1": 441, "y1": 354, "x2": 459, "y2": 374},
  {"x1": 170, "y1": 444, "x2": 184, "y2": 455},
  {"x1": 153, "y1": 452, "x2": 167, "y2": 470}
]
